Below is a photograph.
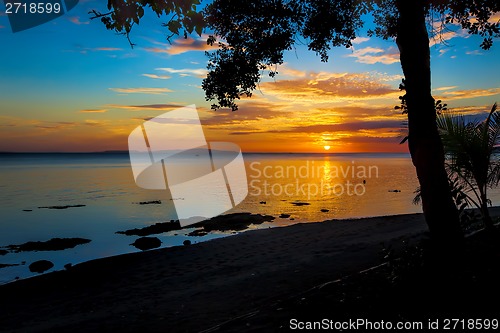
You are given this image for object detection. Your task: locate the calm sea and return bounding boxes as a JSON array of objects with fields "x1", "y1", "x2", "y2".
[{"x1": 0, "y1": 152, "x2": 496, "y2": 283}]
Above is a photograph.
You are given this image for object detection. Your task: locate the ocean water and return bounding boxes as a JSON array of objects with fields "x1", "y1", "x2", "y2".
[{"x1": 0, "y1": 152, "x2": 497, "y2": 283}]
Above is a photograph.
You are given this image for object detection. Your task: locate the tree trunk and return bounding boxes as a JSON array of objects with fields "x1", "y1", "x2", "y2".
[
  {"x1": 395, "y1": 0, "x2": 464, "y2": 253},
  {"x1": 480, "y1": 191, "x2": 495, "y2": 230}
]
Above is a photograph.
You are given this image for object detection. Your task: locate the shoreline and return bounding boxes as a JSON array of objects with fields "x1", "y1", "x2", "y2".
[
  {"x1": 0, "y1": 209, "x2": 498, "y2": 332},
  {"x1": 1, "y1": 210, "x2": 424, "y2": 285}
]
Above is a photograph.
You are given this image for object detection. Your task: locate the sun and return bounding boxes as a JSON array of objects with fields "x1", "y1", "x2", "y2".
[{"x1": 323, "y1": 145, "x2": 331, "y2": 151}]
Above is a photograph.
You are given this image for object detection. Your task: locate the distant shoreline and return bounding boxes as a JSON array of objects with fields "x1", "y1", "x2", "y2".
[{"x1": 0, "y1": 151, "x2": 411, "y2": 156}]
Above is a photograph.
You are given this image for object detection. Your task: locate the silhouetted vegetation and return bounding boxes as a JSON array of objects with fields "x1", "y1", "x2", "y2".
[{"x1": 414, "y1": 103, "x2": 500, "y2": 233}]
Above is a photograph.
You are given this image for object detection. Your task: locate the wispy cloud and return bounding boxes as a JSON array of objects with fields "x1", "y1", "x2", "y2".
[
  {"x1": 142, "y1": 74, "x2": 171, "y2": 80},
  {"x1": 79, "y1": 109, "x2": 108, "y2": 113},
  {"x1": 144, "y1": 37, "x2": 218, "y2": 55},
  {"x1": 451, "y1": 105, "x2": 494, "y2": 115},
  {"x1": 109, "y1": 87, "x2": 173, "y2": 94},
  {"x1": 156, "y1": 67, "x2": 207, "y2": 77},
  {"x1": 277, "y1": 64, "x2": 307, "y2": 78},
  {"x1": 437, "y1": 88, "x2": 500, "y2": 100},
  {"x1": 106, "y1": 103, "x2": 182, "y2": 111},
  {"x1": 68, "y1": 16, "x2": 89, "y2": 25},
  {"x1": 346, "y1": 47, "x2": 399, "y2": 65},
  {"x1": 352, "y1": 37, "x2": 370, "y2": 45},
  {"x1": 434, "y1": 86, "x2": 458, "y2": 91},
  {"x1": 65, "y1": 46, "x2": 123, "y2": 54},
  {"x1": 84, "y1": 120, "x2": 105, "y2": 126},
  {"x1": 35, "y1": 121, "x2": 78, "y2": 130},
  {"x1": 429, "y1": 30, "x2": 460, "y2": 47},
  {"x1": 466, "y1": 50, "x2": 483, "y2": 56},
  {"x1": 438, "y1": 49, "x2": 449, "y2": 57},
  {"x1": 95, "y1": 47, "x2": 122, "y2": 51}
]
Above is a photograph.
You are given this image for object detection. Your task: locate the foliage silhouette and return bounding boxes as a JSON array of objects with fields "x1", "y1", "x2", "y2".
[{"x1": 439, "y1": 103, "x2": 500, "y2": 231}]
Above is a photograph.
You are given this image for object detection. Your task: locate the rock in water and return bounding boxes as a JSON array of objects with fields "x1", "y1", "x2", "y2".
[
  {"x1": 5, "y1": 238, "x2": 91, "y2": 253},
  {"x1": 29, "y1": 260, "x2": 54, "y2": 273},
  {"x1": 131, "y1": 237, "x2": 162, "y2": 251},
  {"x1": 291, "y1": 201, "x2": 310, "y2": 206},
  {"x1": 183, "y1": 240, "x2": 191, "y2": 246}
]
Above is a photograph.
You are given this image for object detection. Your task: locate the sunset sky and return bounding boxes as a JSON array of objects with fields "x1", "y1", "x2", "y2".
[{"x1": 0, "y1": 1, "x2": 499, "y2": 153}]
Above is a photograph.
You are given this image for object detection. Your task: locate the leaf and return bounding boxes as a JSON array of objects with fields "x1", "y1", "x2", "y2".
[
  {"x1": 167, "y1": 20, "x2": 182, "y2": 35},
  {"x1": 400, "y1": 136, "x2": 409, "y2": 144}
]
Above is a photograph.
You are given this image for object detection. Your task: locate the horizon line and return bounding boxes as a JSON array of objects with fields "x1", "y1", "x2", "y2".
[{"x1": 0, "y1": 150, "x2": 410, "y2": 155}]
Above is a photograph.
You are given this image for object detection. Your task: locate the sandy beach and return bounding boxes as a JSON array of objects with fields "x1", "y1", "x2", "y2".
[{"x1": 0, "y1": 210, "x2": 498, "y2": 333}]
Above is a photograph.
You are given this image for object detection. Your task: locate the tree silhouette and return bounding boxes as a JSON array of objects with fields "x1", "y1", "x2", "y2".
[{"x1": 92, "y1": 0, "x2": 499, "y2": 253}]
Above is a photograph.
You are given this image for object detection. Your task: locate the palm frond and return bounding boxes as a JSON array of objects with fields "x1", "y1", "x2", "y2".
[{"x1": 435, "y1": 103, "x2": 499, "y2": 225}]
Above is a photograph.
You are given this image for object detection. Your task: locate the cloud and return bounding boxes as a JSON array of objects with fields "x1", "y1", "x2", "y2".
[
  {"x1": 144, "y1": 37, "x2": 218, "y2": 55},
  {"x1": 346, "y1": 47, "x2": 400, "y2": 65},
  {"x1": 368, "y1": 72, "x2": 404, "y2": 82},
  {"x1": 468, "y1": 12, "x2": 500, "y2": 25},
  {"x1": 95, "y1": 47, "x2": 122, "y2": 51},
  {"x1": 259, "y1": 72, "x2": 399, "y2": 103},
  {"x1": 429, "y1": 31, "x2": 460, "y2": 47},
  {"x1": 229, "y1": 131, "x2": 255, "y2": 135},
  {"x1": 265, "y1": 120, "x2": 402, "y2": 134},
  {"x1": 109, "y1": 87, "x2": 173, "y2": 94},
  {"x1": 277, "y1": 64, "x2": 307, "y2": 78},
  {"x1": 156, "y1": 67, "x2": 207, "y2": 77},
  {"x1": 352, "y1": 37, "x2": 370, "y2": 44},
  {"x1": 451, "y1": 105, "x2": 494, "y2": 115},
  {"x1": 131, "y1": 117, "x2": 155, "y2": 121},
  {"x1": 68, "y1": 16, "x2": 89, "y2": 25},
  {"x1": 142, "y1": 74, "x2": 171, "y2": 80},
  {"x1": 429, "y1": 20, "x2": 461, "y2": 47},
  {"x1": 64, "y1": 46, "x2": 123, "y2": 54},
  {"x1": 434, "y1": 86, "x2": 458, "y2": 91},
  {"x1": 438, "y1": 49, "x2": 449, "y2": 57},
  {"x1": 466, "y1": 50, "x2": 483, "y2": 56},
  {"x1": 437, "y1": 88, "x2": 500, "y2": 101},
  {"x1": 79, "y1": 109, "x2": 108, "y2": 113},
  {"x1": 84, "y1": 120, "x2": 105, "y2": 126},
  {"x1": 106, "y1": 104, "x2": 183, "y2": 111},
  {"x1": 200, "y1": 102, "x2": 290, "y2": 126},
  {"x1": 35, "y1": 122, "x2": 77, "y2": 130},
  {"x1": 0, "y1": 116, "x2": 26, "y2": 127}
]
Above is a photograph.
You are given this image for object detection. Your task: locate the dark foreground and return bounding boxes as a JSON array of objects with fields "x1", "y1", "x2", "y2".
[{"x1": 0, "y1": 212, "x2": 499, "y2": 333}]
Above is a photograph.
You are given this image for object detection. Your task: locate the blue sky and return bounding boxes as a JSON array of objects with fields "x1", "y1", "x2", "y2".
[{"x1": 0, "y1": 0, "x2": 499, "y2": 152}]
